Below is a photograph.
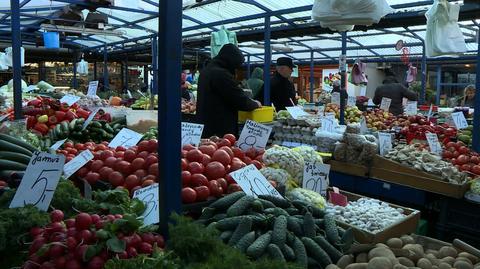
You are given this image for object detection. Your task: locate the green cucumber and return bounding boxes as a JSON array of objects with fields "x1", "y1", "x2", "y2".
[
  {"x1": 246, "y1": 231, "x2": 272, "y2": 259},
  {"x1": 0, "y1": 159, "x2": 28, "y2": 171},
  {"x1": 226, "y1": 195, "x2": 255, "y2": 217},
  {"x1": 281, "y1": 244, "x2": 296, "y2": 261},
  {"x1": 324, "y1": 214, "x2": 340, "y2": 244},
  {"x1": 314, "y1": 236, "x2": 342, "y2": 263},
  {"x1": 220, "y1": 231, "x2": 233, "y2": 243},
  {"x1": 287, "y1": 216, "x2": 303, "y2": 237},
  {"x1": 267, "y1": 244, "x2": 285, "y2": 262},
  {"x1": 228, "y1": 217, "x2": 252, "y2": 246},
  {"x1": 302, "y1": 237, "x2": 332, "y2": 268},
  {"x1": 258, "y1": 195, "x2": 290, "y2": 208},
  {"x1": 0, "y1": 140, "x2": 34, "y2": 156},
  {"x1": 292, "y1": 237, "x2": 308, "y2": 267},
  {"x1": 68, "y1": 118, "x2": 78, "y2": 131},
  {"x1": 263, "y1": 207, "x2": 289, "y2": 217},
  {"x1": 271, "y1": 215, "x2": 287, "y2": 247},
  {"x1": 258, "y1": 198, "x2": 276, "y2": 209},
  {"x1": 0, "y1": 134, "x2": 36, "y2": 153},
  {"x1": 234, "y1": 231, "x2": 256, "y2": 253},
  {"x1": 0, "y1": 151, "x2": 32, "y2": 164},
  {"x1": 210, "y1": 192, "x2": 246, "y2": 211},
  {"x1": 199, "y1": 207, "x2": 216, "y2": 220},
  {"x1": 303, "y1": 212, "x2": 316, "y2": 238}
]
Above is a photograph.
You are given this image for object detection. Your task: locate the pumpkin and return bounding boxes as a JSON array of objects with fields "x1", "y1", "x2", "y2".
[{"x1": 110, "y1": 96, "x2": 122, "y2": 106}]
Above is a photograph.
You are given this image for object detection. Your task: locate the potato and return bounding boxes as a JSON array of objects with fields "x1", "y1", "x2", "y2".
[
  {"x1": 426, "y1": 249, "x2": 439, "y2": 257},
  {"x1": 367, "y1": 257, "x2": 393, "y2": 269},
  {"x1": 393, "y1": 264, "x2": 408, "y2": 269},
  {"x1": 454, "y1": 260, "x2": 474, "y2": 269},
  {"x1": 369, "y1": 247, "x2": 396, "y2": 260},
  {"x1": 417, "y1": 258, "x2": 433, "y2": 269},
  {"x1": 426, "y1": 254, "x2": 440, "y2": 266},
  {"x1": 438, "y1": 247, "x2": 458, "y2": 259},
  {"x1": 346, "y1": 263, "x2": 368, "y2": 269},
  {"x1": 459, "y1": 253, "x2": 479, "y2": 264},
  {"x1": 327, "y1": 265, "x2": 341, "y2": 269},
  {"x1": 403, "y1": 244, "x2": 425, "y2": 262},
  {"x1": 441, "y1": 257, "x2": 455, "y2": 266},
  {"x1": 337, "y1": 255, "x2": 355, "y2": 269},
  {"x1": 376, "y1": 243, "x2": 389, "y2": 248},
  {"x1": 387, "y1": 238, "x2": 404, "y2": 249},
  {"x1": 398, "y1": 257, "x2": 415, "y2": 267},
  {"x1": 432, "y1": 266, "x2": 438, "y2": 269},
  {"x1": 457, "y1": 257, "x2": 474, "y2": 265},
  {"x1": 400, "y1": 235, "x2": 415, "y2": 245},
  {"x1": 438, "y1": 262, "x2": 452, "y2": 269},
  {"x1": 356, "y1": 253, "x2": 368, "y2": 263}
]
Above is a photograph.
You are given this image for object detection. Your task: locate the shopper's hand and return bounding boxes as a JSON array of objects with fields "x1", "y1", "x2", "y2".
[{"x1": 254, "y1": 100, "x2": 262, "y2": 108}]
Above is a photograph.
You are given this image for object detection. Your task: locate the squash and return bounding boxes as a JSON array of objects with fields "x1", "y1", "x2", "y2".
[{"x1": 110, "y1": 96, "x2": 122, "y2": 106}]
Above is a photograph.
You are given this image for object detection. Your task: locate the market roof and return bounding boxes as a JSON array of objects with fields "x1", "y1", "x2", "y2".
[{"x1": 0, "y1": 0, "x2": 478, "y2": 62}]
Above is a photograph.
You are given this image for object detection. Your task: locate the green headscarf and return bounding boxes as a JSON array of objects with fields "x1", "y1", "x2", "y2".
[{"x1": 246, "y1": 67, "x2": 264, "y2": 99}]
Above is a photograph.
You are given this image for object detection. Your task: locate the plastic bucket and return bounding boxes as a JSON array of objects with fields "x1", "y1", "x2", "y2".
[{"x1": 43, "y1": 32, "x2": 60, "y2": 49}]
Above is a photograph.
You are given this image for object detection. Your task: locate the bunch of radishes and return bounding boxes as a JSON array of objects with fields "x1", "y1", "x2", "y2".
[
  {"x1": 23, "y1": 210, "x2": 164, "y2": 269},
  {"x1": 181, "y1": 134, "x2": 265, "y2": 204},
  {"x1": 58, "y1": 140, "x2": 159, "y2": 193}
]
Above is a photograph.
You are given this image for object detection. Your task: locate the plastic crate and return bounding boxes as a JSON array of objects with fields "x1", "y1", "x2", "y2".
[{"x1": 238, "y1": 106, "x2": 274, "y2": 123}]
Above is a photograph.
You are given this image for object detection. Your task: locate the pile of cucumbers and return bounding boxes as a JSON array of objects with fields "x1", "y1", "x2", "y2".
[
  {"x1": 0, "y1": 133, "x2": 36, "y2": 186},
  {"x1": 197, "y1": 192, "x2": 355, "y2": 269},
  {"x1": 43, "y1": 117, "x2": 126, "y2": 147}
]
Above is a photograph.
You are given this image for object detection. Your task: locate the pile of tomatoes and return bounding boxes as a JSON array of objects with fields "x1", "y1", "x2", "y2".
[{"x1": 442, "y1": 141, "x2": 480, "y2": 176}]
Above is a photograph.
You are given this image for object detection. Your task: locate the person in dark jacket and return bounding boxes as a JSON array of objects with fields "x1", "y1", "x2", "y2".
[
  {"x1": 196, "y1": 44, "x2": 261, "y2": 137},
  {"x1": 270, "y1": 57, "x2": 297, "y2": 111},
  {"x1": 373, "y1": 76, "x2": 418, "y2": 115}
]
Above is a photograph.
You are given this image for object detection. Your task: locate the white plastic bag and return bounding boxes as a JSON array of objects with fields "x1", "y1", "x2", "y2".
[
  {"x1": 76, "y1": 59, "x2": 89, "y2": 75},
  {"x1": 5, "y1": 47, "x2": 24, "y2": 67},
  {"x1": 425, "y1": 0, "x2": 467, "y2": 57},
  {"x1": 210, "y1": 26, "x2": 238, "y2": 58},
  {"x1": 0, "y1": 53, "x2": 8, "y2": 71}
]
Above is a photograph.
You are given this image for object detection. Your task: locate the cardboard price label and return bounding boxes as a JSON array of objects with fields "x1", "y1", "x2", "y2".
[
  {"x1": 181, "y1": 122, "x2": 204, "y2": 147},
  {"x1": 237, "y1": 120, "x2": 272, "y2": 151},
  {"x1": 50, "y1": 139, "x2": 67, "y2": 151},
  {"x1": 59, "y1": 94, "x2": 81, "y2": 107},
  {"x1": 331, "y1": 92, "x2": 341, "y2": 105},
  {"x1": 9, "y1": 151, "x2": 65, "y2": 211},
  {"x1": 380, "y1": 97, "x2": 392, "y2": 111},
  {"x1": 347, "y1": 96, "x2": 356, "y2": 107},
  {"x1": 303, "y1": 161, "x2": 330, "y2": 196},
  {"x1": 451, "y1": 112, "x2": 468, "y2": 130},
  {"x1": 108, "y1": 128, "x2": 143, "y2": 149},
  {"x1": 426, "y1": 132, "x2": 442, "y2": 155},
  {"x1": 87, "y1": 81, "x2": 99, "y2": 97},
  {"x1": 286, "y1": 106, "x2": 309, "y2": 119},
  {"x1": 230, "y1": 164, "x2": 283, "y2": 198},
  {"x1": 133, "y1": 183, "x2": 160, "y2": 226},
  {"x1": 378, "y1": 132, "x2": 393, "y2": 156},
  {"x1": 405, "y1": 101, "x2": 418, "y2": 116},
  {"x1": 63, "y1": 150, "x2": 94, "y2": 178}
]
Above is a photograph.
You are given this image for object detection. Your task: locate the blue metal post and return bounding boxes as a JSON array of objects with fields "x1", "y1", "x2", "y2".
[
  {"x1": 143, "y1": 65, "x2": 149, "y2": 88},
  {"x1": 247, "y1": 55, "x2": 251, "y2": 79},
  {"x1": 73, "y1": 54, "x2": 78, "y2": 89},
  {"x1": 472, "y1": 32, "x2": 480, "y2": 152},
  {"x1": 310, "y1": 50, "x2": 314, "y2": 102},
  {"x1": 152, "y1": 35, "x2": 158, "y2": 94},
  {"x1": 263, "y1": 16, "x2": 271, "y2": 106},
  {"x1": 11, "y1": 0, "x2": 22, "y2": 120},
  {"x1": 158, "y1": 0, "x2": 182, "y2": 235},
  {"x1": 103, "y1": 44, "x2": 109, "y2": 90},
  {"x1": 125, "y1": 56, "x2": 129, "y2": 92},
  {"x1": 120, "y1": 62, "x2": 124, "y2": 90},
  {"x1": 436, "y1": 65, "x2": 442, "y2": 105},
  {"x1": 420, "y1": 43, "x2": 427, "y2": 104},
  {"x1": 339, "y1": 32, "x2": 347, "y2": 125},
  {"x1": 93, "y1": 62, "x2": 97, "y2": 80}
]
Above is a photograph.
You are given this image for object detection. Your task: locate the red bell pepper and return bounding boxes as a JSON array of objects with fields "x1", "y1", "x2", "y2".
[
  {"x1": 55, "y1": 111, "x2": 66, "y2": 122},
  {"x1": 76, "y1": 108, "x2": 90, "y2": 119},
  {"x1": 48, "y1": 116, "x2": 58, "y2": 126},
  {"x1": 34, "y1": 122, "x2": 49, "y2": 135},
  {"x1": 60, "y1": 103, "x2": 70, "y2": 112},
  {"x1": 27, "y1": 99, "x2": 42, "y2": 107},
  {"x1": 65, "y1": 110, "x2": 78, "y2": 121},
  {"x1": 26, "y1": 116, "x2": 37, "y2": 129}
]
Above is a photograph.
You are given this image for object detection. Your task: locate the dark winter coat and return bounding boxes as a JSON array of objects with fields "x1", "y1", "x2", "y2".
[
  {"x1": 196, "y1": 44, "x2": 259, "y2": 138},
  {"x1": 373, "y1": 82, "x2": 418, "y2": 115},
  {"x1": 270, "y1": 72, "x2": 296, "y2": 111}
]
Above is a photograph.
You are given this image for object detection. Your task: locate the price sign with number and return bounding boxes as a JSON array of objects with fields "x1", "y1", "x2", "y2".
[
  {"x1": 378, "y1": 132, "x2": 393, "y2": 156},
  {"x1": 87, "y1": 81, "x2": 99, "y2": 97},
  {"x1": 63, "y1": 150, "x2": 94, "y2": 178},
  {"x1": 82, "y1": 108, "x2": 100, "y2": 130},
  {"x1": 380, "y1": 97, "x2": 392, "y2": 111},
  {"x1": 331, "y1": 92, "x2": 341, "y2": 105},
  {"x1": 303, "y1": 161, "x2": 330, "y2": 196},
  {"x1": 451, "y1": 112, "x2": 468, "y2": 130},
  {"x1": 133, "y1": 183, "x2": 159, "y2": 226},
  {"x1": 347, "y1": 96, "x2": 356, "y2": 107},
  {"x1": 59, "y1": 94, "x2": 81, "y2": 107},
  {"x1": 426, "y1": 132, "x2": 443, "y2": 155},
  {"x1": 320, "y1": 118, "x2": 335, "y2": 133},
  {"x1": 405, "y1": 101, "x2": 418, "y2": 116},
  {"x1": 181, "y1": 122, "x2": 204, "y2": 146},
  {"x1": 9, "y1": 151, "x2": 65, "y2": 211},
  {"x1": 230, "y1": 165, "x2": 283, "y2": 198},
  {"x1": 109, "y1": 128, "x2": 143, "y2": 149},
  {"x1": 237, "y1": 120, "x2": 272, "y2": 151},
  {"x1": 286, "y1": 106, "x2": 309, "y2": 119}
]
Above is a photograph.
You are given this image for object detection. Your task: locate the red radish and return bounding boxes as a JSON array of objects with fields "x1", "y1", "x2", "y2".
[
  {"x1": 74, "y1": 244, "x2": 89, "y2": 261},
  {"x1": 53, "y1": 256, "x2": 67, "y2": 269},
  {"x1": 66, "y1": 227, "x2": 77, "y2": 237},
  {"x1": 194, "y1": 186, "x2": 210, "y2": 201},
  {"x1": 65, "y1": 259, "x2": 82, "y2": 269},
  {"x1": 131, "y1": 158, "x2": 146, "y2": 171},
  {"x1": 186, "y1": 149, "x2": 204, "y2": 162},
  {"x1": 30, "y1": 227, "x2": 44, "y2": 237},
  {"x1": 212, "y1": 150, "x2": 231, "y2": 166},
  {"x1": 191, "y1": 174, "x2": 208, "y2": 187},
  {"x1": 155, "y1": 235, "x2": 165, "y2": 248},
  {"x1": 50, "y1": 210, "x2": 64, "y2": 222},
  {"x1": 29, "y1": 237, "x2": 47, "y2": 254},
  {"x1": 117, "y1": 251, "x2": 128, "y2": 259},
  {"x1": 204, "y1": 161, "x2": 226, "y2": 180},
  {"x1": 127, "y1": 246, "x2": 138, "y2": 258},
  {"x1": 66, "y1": 237, "x2": 78, "y2": 251},
  {"x1": 140, "y1": 233, "x2": 156, "y2": 245},
  {"x1": 75, "y1": 213, "x2": 92, "y2": 230},
  {"x1": 138, "y1": 242, "x2": 153, "y2": 254},
  {"x1": 87, "y1": 256, "x2": 105, "y2": 269},
  {"x1": 90, "y1": 214, "x2": 101, "y2": 223},
  {"x1": 188, "y1": 162, "x2": 204, "y2": 174},
  {"x1": 48, "y1": 222, "x2": 65, "y2": 233},
  {"x1": 148, "y1": 163, "x2": 159, "y2": 177},
  {"x1": 182, "y1": 187, "x2": 197, "y2": 203},
  {"x1": 77, "y1": 229, "x2": 93, "y2": 243},
  {"x1": 48, "y1": 244, "x2": 65, "y2": 258}
]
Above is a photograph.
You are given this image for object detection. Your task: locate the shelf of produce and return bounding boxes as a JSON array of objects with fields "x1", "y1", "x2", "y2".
[
  {"x1": 335, "y1": 190, "x2": 421, "y2": 244},
  {"x1": 370, "y1": 156, "x2": 468, "y2": 199},
  {"x1": 329, "y1": 160, "x2": 369, "y2": 177}
]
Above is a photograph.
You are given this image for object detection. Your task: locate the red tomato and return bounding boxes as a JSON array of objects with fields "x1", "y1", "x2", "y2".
[
  {"x1": 201, "y1": 154, "x2": 211, "y2": 166},
  {"x1": 232, "y1": 147, "x2": 245, "y2": 159},
  {"x1": 227, "y1": 183, "x2": 242, "y2": 194},
  {"x1": 134, "y1": 169, "x2": 148, "y2": 180},
  {"x1": 182, "y1": 171, "x2": 192, "y2": 186},
  {"x1": 124, "y1": 150, "x2": 137, "y2": 162},
  {"x1": 109, "y1": 172, "x2": 125, "y2": 187},
  {"x1": 182, "y1": 144, "x2": 195, "y2": 151},
  {"x1": 125, "y1": 175, "x2": 141, "y2": 190},
  {"x1": 442, "y1": 151, "x2": 453, "y2": 159},
  {"x1": 208, "y1": 180, "x2": 223, "y2": 197},
  {"x1": 147, "y1": 139, "x2": 158, "y2": 153},
  {"x1": 225, "y1": 174, "x2": 236, "y2": 185},
  {"x1": 64, "y1": 142, "x2": 74, "y2": 148},
  {"x1": 142, "y1": 179, "x2": 154, "y2": 187},
  {"x1": 194, "y1": 186, "x2": 210, "y2": 201},
  {"x1": 137, "y1": 151, "x2": 149, "y2": 160},
  {"x1": 199, "y1": 145, "x2": 216, "y2": 156},
  {"x1": 245, "y1": 148, "x2": 257, "y2": 159},
  {"x1": 212, "y1": 150, "x2": 231, "y2": 166},
  {"x1": 188, "y1": 162, "x2": 204, "y2": 174},
  {"x1": 459, "y1": 146, "x2": 470, "y2": 155},
  {"x1": 67, "y1": 148, "x2": 78, "y2": 155},
  {"x1": 452, "y1": 151, "x2": 460, "y2": 158},
  {"x1": 131, "y1": 158, "x2": 146, "y2": 171},
  {"x1": 471, "y1": 165, "x2": 480, "y2": 175},
  {"x1": 223, "y1": 134, "x2": 237, "y2": 145},
  {"x1": 76, "y1": 167, "x2": 89, "y2": 178},
  {"x1": 90, "y1": 160, "x2": 104, "y2": 172},
  {"x1": 186, "y1": 149, "x2": 204, "y2": 162},
  {"x1": 137, "y1": 140, "x2": 150, "y2": 152},
  {"x1": 191, "y1": 174, "x2": 208, "y2": 187},
  {"x1": 251, "y1": 160, "x2": 263, "y2": 170},
  {"x1": 204, "y1": 161, "x2": 226, "y2": 180},
  {"x1": 181, "y1": 158, "x2": 188, "y2": 170},
  {"x1": 115, "y1": 161, "x2": 132, "y2": 175},
  {"x1": 243, "y1": 157, "x2": 252, "y2": 165},
  {"x1": 146, "y1": 155, "x2": 158, "y2": 167},
  {"x1": 182, "y1": 187, "x2": 197, "y2": 203},
  {"x1": 461, "y1": 164, "x2": 472, "y2": 172},
  {"x1": 457, "y1": 155, "x2": 470, "y2": 165},
  {"x1": 74, "y1": 143, "x2": 85, "y2": 150},
  {"x1": 99, "y1": 167, "x2": 113, "y2": 180},
  {"x1": 219, "y1": 146, "x2": 234, "y2": 158},
  {"x1": 216, "y1": 178, "x2": 228, "y2": 191},
  {"x1": 116, "y1": 146, "x2": 126, "y2": 152},
  {"x1": 471, "y1": 156, "x2": 480, "y2": 165},
  {"x1": 114, "y1": 151, "x2": 125, "y2": 158},
  {"x1": 216, "y1": 139, "x2": 231, "y2": 148},
  {"x1": 85, "y1": 172, "x2": 100, "y2": 184},
  {"x1": 104, "y1": 157, "x2": 117, "y2": 168},
  {"x1": 143, "y1": 175, "x2": 156, "y2": 182},
  {"x1": 148, "y1": 163, "x2": 158, "y2": 177},
  {"x1": 100, "y1": 150, "x2": 114, "y2": 160},
  {"x1": 95, "y1": 144, "x2": 107, "y2": 151}
]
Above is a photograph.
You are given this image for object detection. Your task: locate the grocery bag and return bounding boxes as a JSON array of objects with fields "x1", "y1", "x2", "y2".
[
  {"x1": 210, "y1": 26, "x2": 238, "y2": 58},
  {"x1": 0, "y1": 53, "x2": 8, "y2": 71},
  {"x1": 76, "y1": 59, "x2": 89, "y2": 75},
  {"x1": 405, "y1": 64, "x2": 417, "y2": 83}
]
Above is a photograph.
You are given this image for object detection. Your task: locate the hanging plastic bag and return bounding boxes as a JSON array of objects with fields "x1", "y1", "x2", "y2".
[
  {"x1": 210, "y1": 26, "x2": 238, "y2": 58},
  {"x1": 425, "y1": 0, "x2": 467, "y2": 57},
  {"x1": 76, "y1": 59, "x2": 89, "y2": 75},
  {"x1": 0, "y1": 53, "x2": 8, "y2": 71},
  {"x1": 405, "y1": 64, "x2": 417, "y2": 83},
  {"x1": 5, "y1": 47, "x2": 25, "y2": 67},
  {"x1": 350, "y1": 60, "x2": 368, "y2": 85}
]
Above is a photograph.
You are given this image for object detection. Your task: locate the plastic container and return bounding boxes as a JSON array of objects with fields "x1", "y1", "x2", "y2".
[
  {"x1": 43, "y1": 32, "x2": 60, "y2": 49},
  {"x1": 238, "y1": 106, "x2": 274, "y2": 123},
  {"x1": 126, "y1": 110, "x2": 157, "y2": 133}
]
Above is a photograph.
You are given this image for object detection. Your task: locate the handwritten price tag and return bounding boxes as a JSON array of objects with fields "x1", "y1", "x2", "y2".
[
  {"x1": 405, "y1": 101, "x2": 418, "y2": 116},
  {"x1": 181, "y1": 122, "x2": 204, "y2": 146},
  {"x1": 50, "y1": 139, "x2": 67, "y2": 151},
  {"x1": 426, "y1": 132, "x2": 442, "y2": 155},
  {"x1": 63, "y1": 150, "x2": 94, "y2": 179},
  {"x1": 9, "y1": 151, "x2": 65, "y2": 211},
  {"x1": 133, "y1": 183, "x2": 159, "y2": 226},
  {"x1": 451, "y1": 112, "x2": 468, "y2": 130},
  {"x1": 320, "y1": 118, "x2": 335, "y2": 133},
  {"x1": 331, "y1": 92, "x2": 341, "y2": 106},
  {"x1": 87, "y1": 81, "x2": 99, "y2": 97},
  {"x1": 108, "y1": 128, "x2": 143, "y2": 149},
  {"x1": 380, "y1": 97, "x2": 392, "y2": 111},
  {"x1": 230, "y1": 165, "x2": 283, "y2": 198},
  {"x1": 286, "y1": 106, "x2": 309, "y2": 120},
  {"x1": 347, "y1": 96, "x2": 356, "y2": 107},
  {"x1": 237, "y1": 120, "x2": 272, "y2": 151},
  {"x1": 60, "y1": 94, "x2": 81, "y2": 106},
  {"x1": 303, "y1": 161, "x2": 330, "y2": 196},
  {"x1": 378, "y1": 132, "x2": 393, "y2": 156},
  {"x1": 82, "y1": 108, "x2": 100, "y2": 130}
]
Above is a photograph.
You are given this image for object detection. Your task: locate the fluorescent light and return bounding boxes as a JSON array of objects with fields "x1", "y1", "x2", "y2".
[
  {"x1": 247, "y1": 44, "x2": 294, "y2": 52},
  {"x1": 40, "y1": 24, "x2": 125, "y2": 37}
]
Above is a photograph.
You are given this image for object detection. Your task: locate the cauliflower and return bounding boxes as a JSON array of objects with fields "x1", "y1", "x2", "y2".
[
  {"x1": 260, "y1": 167, "x2": 291, "y2": 186},
  {"x1": 286, "y1": 188, "x2": 326, "y2": 209},
  {"x1": 471, "y1": 179, "x2": 480, "y2": 194},
  {"x1": 292, "y1": 146, "x2": 323, "y2": 164},
  {"x1": 263, "y1": 145, "x2": 305, "y2": 184}
]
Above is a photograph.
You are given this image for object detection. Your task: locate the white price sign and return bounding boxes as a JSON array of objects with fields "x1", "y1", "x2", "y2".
[
  {"x1": 427, "y1": 104, "x2": 433, "y2": 120},
  {"x1": 9, "y1": 151, "x2": 65, "y2": 211},
  {"x1": 405, "y1": 101, "x2": 418, "y2": 116},
  {"x1": 237, "y1": 120, "x2": 272, "y2": 151},
  {"x1": 230, "y1": 164, "x2": 283, "y2": 198},
  {"x1": 50, "y1": 139, "x2": 67, "y2": 151},
  {"x1": 347, "y1": 96, "x2": 356, "y2": 107},
  {"x1": 320, "y1": 118, "x2": 335, "y2": 133},
  {"x1": 108, "y1": 128, "x2": 143, "y2": 149},
  {"x1": 451, "y1": 112, "x2": 468, "y2": 130},
  {"x1": 87, "y1": 81, "x2": 99, "y2": 97},
  {"x1": 378, "y1": 132, "x2": 393, "y2": 156},
  {"x1": 133, "y1": 183, "x2": 159, "y2": 226},
  {"x1": 0, "y1": 114, "x2": 9, "y2": 122},
  {"x1": 331, "y1": 92, "x2": 341, "y2": 105},
  {"x1": 426, "y1": 132, "x2": 442, "y2": 155},
  {"x1": 380, "y1": 97, "x2": 392, "y2": 111},
  {"x1": 181, "y1": 122, "x2": 204, "y2": 146},
  {"x1": 63, "y1": 150, "x2": 94, "y2": 178},
  {"x1": 303, "y1": 161, "x2": 330, "y2": 196},
  {"x1": 360, "y1": 116, "x2": 368, "y2": 134},
  {"x1": 127, "y1": 90, "x2": 133, "y2": 99},
  {"x1": 286, "y1": 106, "x2": 309, "y2": 119},
  {"x1": 60, "y1": 94, "x2": 81, "y2": 107},
  {"x1": 82, "y1": 108, "x2": 100, "y2": 130}
]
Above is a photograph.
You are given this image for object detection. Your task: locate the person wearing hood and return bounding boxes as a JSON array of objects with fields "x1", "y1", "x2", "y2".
[
  {"x1": 270, "y1": 57, "x2": 297, "y2": 111},
  {"x1": 197, "y1": 44, "x2": 261, "y2": 137},
  {"x1": 247, "y1": 67, "x2": 264, "y2": 102}
]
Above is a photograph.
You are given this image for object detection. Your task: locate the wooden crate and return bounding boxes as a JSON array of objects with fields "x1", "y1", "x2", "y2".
[
  {"x1": 331, "y1": 189, "x2": 421, "y2": 244},
  {"x1": 329, "y1": 160, "x2": 369, "y2": 177}
]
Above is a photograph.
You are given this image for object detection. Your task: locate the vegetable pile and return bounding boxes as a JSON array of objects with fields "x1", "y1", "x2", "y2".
[
  {"x1": 0, "y1": 133, "x2": 37, "y2": 187},
  {"x1": 196, "y1": 192, "x2": 355, "y2": 268},
  {"x1": 442, "y1": 141, "x2": 480, "y2": 177}
]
